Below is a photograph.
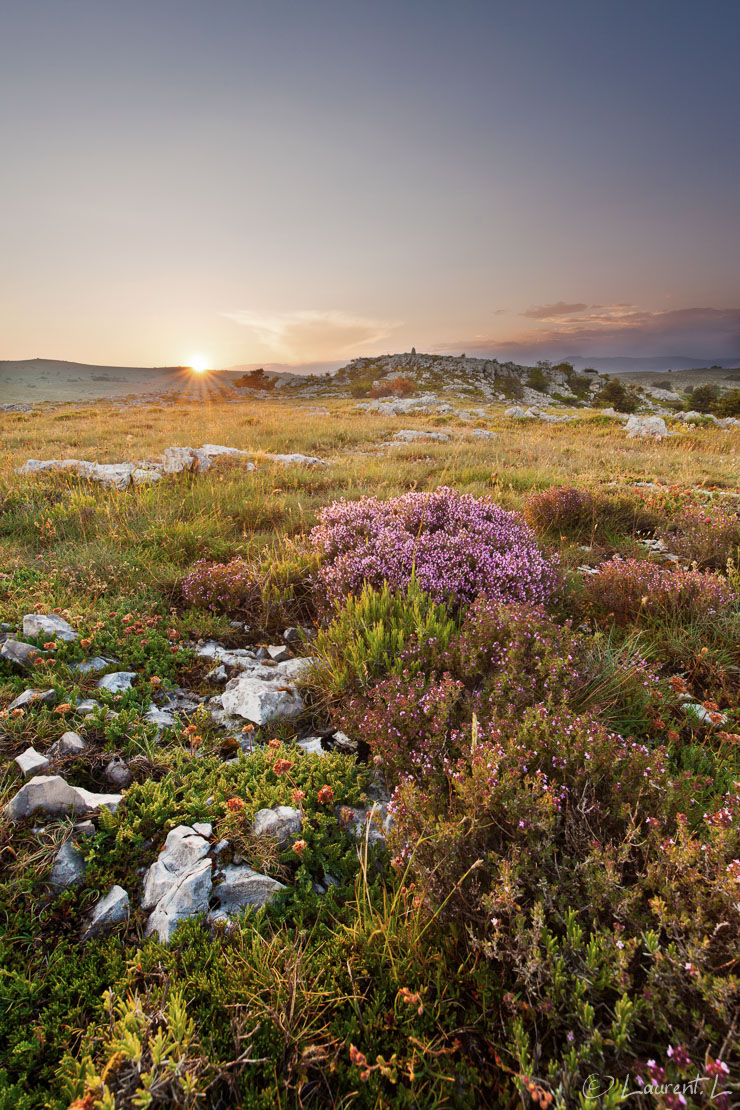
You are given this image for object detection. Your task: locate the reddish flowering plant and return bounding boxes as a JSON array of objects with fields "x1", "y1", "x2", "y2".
[{"x1": 316, "y1": 785, "x2": 334, "y2": 805}]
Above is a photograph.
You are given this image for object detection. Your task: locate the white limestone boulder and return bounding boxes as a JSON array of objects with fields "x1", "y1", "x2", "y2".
[
  {"x1": 4, "y1": 775, "x2": 123, "y2": 821},
  {"x1": 22, "y1": 613, "x2": 77, "y2": 642}
]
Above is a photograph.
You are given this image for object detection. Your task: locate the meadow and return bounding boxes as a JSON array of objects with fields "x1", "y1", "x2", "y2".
[{"x1": 0, "y1": 395, "x2": 738, "y2": 1109}]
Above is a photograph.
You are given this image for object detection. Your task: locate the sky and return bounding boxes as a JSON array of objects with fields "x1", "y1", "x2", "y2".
[{"x1": 1, "y1": 0, "x2": 739, "y2": 369}]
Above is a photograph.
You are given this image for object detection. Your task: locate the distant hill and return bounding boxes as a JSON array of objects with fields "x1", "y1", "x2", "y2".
[{"x1": 563, "y1": 355, "x2": 740, "y2": 374}]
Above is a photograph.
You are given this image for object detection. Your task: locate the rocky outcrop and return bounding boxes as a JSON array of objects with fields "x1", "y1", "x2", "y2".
[
  {"x1": 392, "y1": 429, "x2": 451, "y2": 443},
  {"x1": 142, "y1": 825, "x2": 213, "y2": 943},
  {"x1": 209, "y1": 864, "x2": 285, "y2": 923}
]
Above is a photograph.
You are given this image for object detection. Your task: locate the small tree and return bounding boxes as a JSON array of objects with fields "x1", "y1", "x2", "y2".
[
  {"x1": 713, "y1": 389, "x2": 740, "y2": 417},
  {"x1": 687, "y1": 384, "x2": 718, "y2": 412},
  {"x1": 594, "y1": 379, "x2": 638, "y2": 413}
]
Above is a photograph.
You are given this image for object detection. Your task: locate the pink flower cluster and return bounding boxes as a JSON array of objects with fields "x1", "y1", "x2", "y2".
[{"x1": 311, "y1": 486, "x2": 557, "y2": 606}]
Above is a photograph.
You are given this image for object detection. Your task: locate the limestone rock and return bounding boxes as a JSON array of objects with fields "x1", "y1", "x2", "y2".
[
  {"x1": 265, "y1": 452, "x2": 327, "y2": 466},
  {"x1": 145, "y1": 858, "x2": 212, "y2": 943},
  {"x1": 105, "y1": 756, "x2": 132, "y2": 789},
  {"x1": 297, "y1": 736, "x2": 326, "y2": 756},
  {"x1": 221, "y1": 669, "x2": 305, "y2": 725},
  {"x1": 5, "y1": 775, "x2": 123, "y2": 821},
  {"x1": 74, "y1": 656, "x2": 116, "y2": 675},
  {"x1": 75, "y1": 698, "x2": 101, "y2": 714},
  {"x1": 253, "y1": 805, "x2": 303, "y2": 846},
  {"x1": 209, "y1": 864, "x2": 285, "y2": 923},
  {"x1": 339, "y1": 801, "x2": 393, "y2": 849},
  {"x1": 160, "y1": 446, "x2": 212, "y2": 475},
  {"x1": 392, "y1": 429, "x2": 450, "y2": 443},
  {"x1": 141, "y1": 825, "x2": 211, "y2": 911},
  {"x1": 49, "y1": 841, "x2": 86, "y2": 889},
  {"x1": 22, "y1": 613, "x2": 77, "y2": 642},
  {"x1": 625, "y1": 414, "x2": 669, "y2": 439},
  {"x1": 0, "y1": 639, "x2": 46, "y2": 669},
  {"x1": 49, "y1": 731, "x2": 86, "y2": 758},
  {"x1": 8, "y1": 688, "x2": 56, "y2": 711},
  {"x1": 14, "y1": 747, "x2": 50, "y2": 777},
  {"x1": 82, "y1": 885, "x2": 129, "y2": 939},
  {"x1": 96, "y1": 671, "x2": 137, "y2": 693}
]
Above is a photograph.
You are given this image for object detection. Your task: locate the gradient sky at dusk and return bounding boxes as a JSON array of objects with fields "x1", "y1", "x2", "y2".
[{"x1": 2, "y1": 0, "x2": 739, "y2": 368}]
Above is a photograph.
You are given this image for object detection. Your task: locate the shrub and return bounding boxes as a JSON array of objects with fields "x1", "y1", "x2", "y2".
[
  {"x1": 180, "y1": 552, "x2": 316, "y2": 628},
  {"x1": 310, "y1": 487, "x2": 558, "y2": 607},
  {"x1": 686, "y1": 384, "x2": 717, "y2": 412},
  {"x1": 657, "y1": 504, "x2": 740, "y2": 569},
  {"x1": 594, "y1": 378, "x2": 639, "y2": 413},
  {"x1": 387, "y1": 709, "x2": 740, "y2": 1101},
  {"x1": 525, "y1": 366, "x2": 549, "y2": 392},
  {"x1": 306, "y1": 579, "x2": 458, "y2": 707},
  {"x1": 368, "y1": 376, "x2": 415, "y2": 399},
  {"x1": 340, "y1": 601, "x2": 664, "y2": 782},
  {"x1": 713, "y1": 388, "x2": 740, "y2": 416},
  {"x1": 582, "y1": 558, "x2": 736, "y2": 627},
  {"x1": 524, "y1": 487, "x2": 596, "y2": 537}
]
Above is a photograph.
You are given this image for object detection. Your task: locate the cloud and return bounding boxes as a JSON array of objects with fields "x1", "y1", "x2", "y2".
[
  {"x1": 221, "y1": 308, "x2": 400, "y2": 360},
  {"x1": 522, "y1": 301, "x2": 590, "y2": 319},
  {"x1": 445, "y1": 305, "x2": 740, "y2": 361}
]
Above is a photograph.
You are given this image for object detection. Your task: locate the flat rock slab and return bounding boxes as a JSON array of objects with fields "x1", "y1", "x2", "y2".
[
  {"x1": 5, "y1": 775, "x2": 123, "y2": 820},
  {"x1": 22, "y1": 614, "x2": 77, "y2": 642},
  {"x1": 49, "y1": 731, "x2": 86, "y2": 758},
  {"x1": 73, "y1": 656, "x2": 117, "y2": 674},
  {"x1": 392, "y1": 429, "x2": 451, "y2": 443},
  {"x1": 265, "y1": 452, "x2": 328, "y2": 466}
]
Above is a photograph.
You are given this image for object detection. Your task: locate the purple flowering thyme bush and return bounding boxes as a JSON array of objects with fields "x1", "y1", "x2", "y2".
[{"x1": 310, "y1": 486, "x2": 558, "y2": 607}]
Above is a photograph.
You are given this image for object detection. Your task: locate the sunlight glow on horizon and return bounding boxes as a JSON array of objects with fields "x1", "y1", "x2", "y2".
[{"x1": 188, "y1": 355, "x2": 210, "y2": 374}]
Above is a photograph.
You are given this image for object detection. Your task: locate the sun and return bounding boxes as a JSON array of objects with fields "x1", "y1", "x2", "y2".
[{"x1": 189, "y1": 354, "x2": 210, "y2": 374}]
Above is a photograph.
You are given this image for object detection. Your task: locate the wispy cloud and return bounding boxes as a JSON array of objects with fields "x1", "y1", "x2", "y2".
[
  {"x1": 221, "y1": 309, "x2": 400, "y2": 360},
  {"x1": 522, "y1": 301, "x2": 590, "y2": 319},
  {"x1": 444, "y1": 304, "x2": 740, "y2": 361}
]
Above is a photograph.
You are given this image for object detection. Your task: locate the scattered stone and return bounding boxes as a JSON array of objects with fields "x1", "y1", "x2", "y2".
[
  {"x1": 15, "y1": 747, "x2": 50, "y2": 777},
  {"x1": 683, "y1": 703, "x2": 728, "y2": 726},
  {"x1": 74, "y1": 819, "x2": 96, "y2": 838},
  {"x1": 297, "y1": 736, "x2": 326, "y2": 756},
  {"x1": 282, "y1": 627, "x2": 303, "y2": 644},
  {"x1": 267, "y1": 644, "x2": 291, "y2": 662},
  {"x1": 5, "y1": 775, "x2": 123, "y2": 821},
  {"x1": 196, "y1": 642, "x2": 257, "y2": 670},
  {"x1": 206, "y1": 664, "x2": 228, "y2": 683},
  {"x1": 145, "y1": 705, "x2": 176, "y2": 729},
  {"x1": 470, "y1": 428, "x2": 497, "y2": 439},
  {"x1": 75, "y1": 699, "x2": 101, "y2": 715},
  {"x1": 340, "y1": 801, "x2": 393, "y2": 849},
  {"x1": 0, "y1": 639, "x2": 46, "y2": 669},
  {"x1": 265, "y1": 452, "x2": 328, "y2": 466},
  {"x1": 22, "y1": 613, "x2": 77, "y2": 642},
  {"x1": 8, "y1": 688, "x2": 56, "y2": 711},
  {"x1": 332, "y1": 731, "x2": 357, "y2": 754},
  {"x1": 253, "y1": 806, "x2": 303, "y2": 847},
  {"x1": 73, "y1": 656, "x2": 117, "y2": 674},
  {"x1": 49, "y1": 841, "x2": 86, "y2": 889},
  {"x1": 221, "y1": 667, "x2": 306, "y2": 725},
  {"x1": 105, "y1": 756, "x2": 132, "y2": 789},
  {"x1": 160, "y1": 446, "x2": 212, "y2": 475},
  {"x1": 96, "y1": 671, "x2": 137, "y2": 693},
  {"x1": 191, "y1": 822, "x2": 212, "y2": 838},
  {"x1": 145, "y1": 858, "x2": 212, "y2": 943},
  {"x1": 82, "y1": 885, "x2": 130, "y2": 939},
  {"x1": 625, "y1": 414, "x2": 669, "y2": 439},
  {"x1": 391, "y1": 429, "x2": 450, "y2": 443},
  {"x1": 209, "y1": 864, "x2": 285, "y2": 923}
]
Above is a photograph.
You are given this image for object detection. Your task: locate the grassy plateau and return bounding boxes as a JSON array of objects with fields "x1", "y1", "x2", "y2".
[{"x1": 0, "y1": 391, "x2": 738, "y2": 1109}]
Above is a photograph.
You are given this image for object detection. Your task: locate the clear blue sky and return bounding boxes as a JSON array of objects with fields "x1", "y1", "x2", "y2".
[{"x1": 2, "y1": 0, "x2": 739, "y2": 367}]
